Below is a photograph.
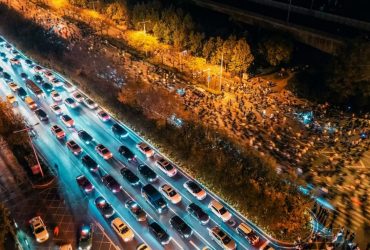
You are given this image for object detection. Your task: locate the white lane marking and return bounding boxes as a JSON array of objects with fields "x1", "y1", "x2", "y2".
[{"x1": 189, "y1": 240, "x2": 201, "y2": 250}]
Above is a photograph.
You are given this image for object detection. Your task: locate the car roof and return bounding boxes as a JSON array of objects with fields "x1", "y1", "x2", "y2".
[
  {"x1": 210, "y1": 200, "x2": 224, "y2": 210},
  {"x1": 237, "y1": 222, "x2": 252, "y2": 234}
]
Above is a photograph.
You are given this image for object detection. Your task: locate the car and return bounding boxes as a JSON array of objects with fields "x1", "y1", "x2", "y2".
[
  {"x1": 67, "y1": 140, "x2": 83, "y2": 155},
  {"x1": 17, "y1": 87, "x2": 27, "y2": 100},
  {"x1": 83, "y1": 98, "x2": 98, "y2": 109},
  {"x1": 2, "y1": 72, "x2": 11, "y2": 80},
  {"x1": 51, "y1": 90, "x2": 62, "y2": 102},
  {"x1": 118, "y1": 145, "x2": 136, "y2": 161},
  {"x1": 4, "y1": 43, "x2": 12, "y2": 51},
  {"x1": 51, "y1": 125, "x2": 65, "y2": 139},
  {"x1": 61, "y1": 114, "x2": 75, "y2": 127},
  {"x1": 63, "y1": 81, "x2": 76, "y2": 92},
  {"x1": 187, "y1": 203, "x2": 209, "y2": 225},
  {"x1": 20, "y1": 72, "x2": 28, "y2": 80},
  {"x1": 11, "y1": 49, "x2": 18, "y2": 55},
  {"x1": 29, "y1": 216, "x2": 49, "y2": 243},
  {"x1": 94, "y1": 196, "x2": 114, "y2": 218},
  {"x1": 34, "y1": 109, "x2": 48, "y2": 121},
  {"x1": 101, "y1": 175, "x2": 121, "y2": 193},
  {"x1": 138, "y1": 164, "x2": 157, "y2": 182},
  {"x1": 97, "y1": 110, "x2": 110, "y2": 122},
  {"x1": 120, "y1": 167, "x2": 140, "y2": 186},
  {"x1": 43, "y1": 70, "x2": 54, "y2": 80},
  {"x1": 136, "y1": 142, "x2": 154, "y2": 158},
  {"x1": 50, "y1": 77, "x2": 64, "y2": 87},
  {"x1": 33, "y1": 74, "x2": 43, "y2": 83},
  {"x1": 169, "y1": 215, "x2": 193, "y2": 239},
  {"x1": 9, "y1": 57, "x2": 20, "y2": 65},
  {"x1": 24, "y1": 59, "x2": 33, "y2": 66},
  {"x1": 6, "y1": 94, "x2": 17, "y2": 105},
  {"x1": 42, "y1": 82, "x2": 53, "y2": 93},
  {"x1": 236, "y1": 222, "x2": 260, "y2": 246},
  {"x1": 156, "y1": 157, "x2": 177, "y2": 177},
  {"x1": 0, "y1": 52, "x2": 5, "y2": 58},
  {"x1": 64, "y1": 97, "x2": 79, "y2": 109},
  {"x1": 78, "y1": 224, "x2": 93, "y2": 250},
  {"x1": 78, "y1": 130, "x2": 94, "y2": 145},
  {"x1": 95, "y1": 144, "x2": 113, "y2": 160},
  {"x1": 136, "y1": 244, "x2": 151, "y2": 250},
  {"x1": 161, "y1": 184, "x2": 181, "y2": 204},
  {"x1": 209, "y1": 226, "x2": 236, "y2": 250},
  {"x1": 208, "y1": 200, "x2": 232, "y2": 222},
  {"x1": 112, "y1": 123, "x2": 128, "y2": 138},
  {"x1": 148, "y1": 222, "x2": 170, "y2": 245},
  {"x1": 184, "y1": 180, "x2": 207, "y2": 200},
  {"x1": 125, "y1": 199, "x2": 147, "y2": 222},
  {"x1": 8, "y1": 82, "x2": 19, "y2": 92},
  {"x1": 72, "y1": 91, "x2": 84, "y2": 102},
  {"x1": 33, "y1": 65, "x2": 43, "y2": 73},
  {"x1": 76, "y1": 175, "x2": 94, "y2": 193},
  {"x1": 0, "y1": 66, "x2": 2, "y2": 72},
  {"x1": 50, "y1": 104, "x2": 63, "y2": 115},
  {"x1": 111, "y1": 218, "x2": 134, "y2": 242},
  {"x1": 81, "y1": 155, "x2": 99, "y2": 172},
  {"x1": 25, "y1": 96, "x2": 37, "y2": 110}
]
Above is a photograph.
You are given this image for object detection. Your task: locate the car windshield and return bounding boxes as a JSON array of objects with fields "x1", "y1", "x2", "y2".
[
  {"x1": 189, "y1": 182, "x2": 201, "y2": 192},
  {"x1": 219, "y1": 207, "x2": 227, "y2": 215},
  {"x1": 34, "y1": 227, "x2": 45, "y2": 234},
  {"x1": 168, "y1": 190, "x2": 177, "y2": 197},
  {"x1": 143, "y1": 146, "x2": 151, "y2": 152},
  {"x1": 64, "y1": 116, "x2": 71, "y2": 121},
  {"x1": 120, "y1": 226, "x2": 129, "y2": 234},
  {"x1": 102, "y1": 148, "x2": 109, "y2": 154},
  {"x1": 87, "y1": 99, "x2": 94, "y2": 104},
  {"x1": 55, "y1": 128, "x2": 62, "y2": 133},
  {"x1": 222, "y1": 235, "x2": 232, "y2": 244},
  {"x1": 164, "y1": 164, "x2": 174, "y2": 171}
]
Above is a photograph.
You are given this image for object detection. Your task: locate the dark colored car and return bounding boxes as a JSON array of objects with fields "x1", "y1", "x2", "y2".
[
  {"x1": 101, "y1": 175, "x2": 121, "y2": 193},
  {"x1": 148, "y1": 222, "x2": 170, "y2": 245},
  {"x1": 138, "y1": 164, "x2": 157, "y2": 182},
  {"x1": 25, "y1": 59, "x2": 33, "y2": 66},
  {"x1": 20, "y1": 72, "x2": 28, "y2": 80},
  {"x1": 33, "y1": 74, "x2": 43, "y2": 83},
  {"x1": 94, "y1": 197, "x2": 114, "y2": 218},
  {"x1": 76, "y1": 175, "x2": 94, "y2": 193},
  {"x1": 118, "y1": 145, "x2": 136, "y2": 161},
  {"x1": 2, "y1": 72, "x2": 11, "y2": 80},
  {"x1": 169, "y1": 215, "x2": 193, "y2": 239},
  {"x1": 78, "y1": 224, "x2": 93, "y2": 250},
  {"x1": 125, "y1": 199, "x2": 147, "y2": 222},
  {"x1": 112, "y1": 123, "x2": 128, "y2": 138},
  {"x1": 34, "y1": 109, "x2": 48, "y2": 122},
  {"x1": 78, "y1": 130, "x2": 94, "y2": 145},
  {"x1": 0, "y1": 66, "x2": 3, "y2": 72},
  {"x1": 187, "y1": 203, "x2": 209, "y2": 225},
  {"x1": 81, "y1": 155, "x2": 99, "y2": 172},
  {"x1": 42, "y1": 82, "x2": 53, "y2": 93},
  {"x1": 17, "y1": 87, "x2": 27, "y2": 100},
  {"x1": 120, "y1": 167, "x2": 140, "y2": 186}
]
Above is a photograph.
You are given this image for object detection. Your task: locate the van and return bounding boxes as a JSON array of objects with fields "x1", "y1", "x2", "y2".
[{"x1": 25, "y1": 96, "x2": 37, "y2": 110}]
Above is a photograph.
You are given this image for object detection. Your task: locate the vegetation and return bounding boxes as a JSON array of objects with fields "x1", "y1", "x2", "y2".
[{"x1": 0, "y1": 203, "x2": 15, "y2": 250}]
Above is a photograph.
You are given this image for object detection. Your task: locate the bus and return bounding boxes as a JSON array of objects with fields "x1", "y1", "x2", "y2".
[{"x1": 26, "y1": 79, "x2": 45, "y2": 99}]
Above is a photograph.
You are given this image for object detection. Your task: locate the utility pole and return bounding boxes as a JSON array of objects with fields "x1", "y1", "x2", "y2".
[
  {"x1": 13, "y1": 123, "x2": 44, "y2": 177},
  {"x1": 219, "y1": 45, "x2": 224, "y2": 91}
]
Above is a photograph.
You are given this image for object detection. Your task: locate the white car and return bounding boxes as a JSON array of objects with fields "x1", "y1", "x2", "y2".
[
  {"x1": 64, "y1": 97, "x2": 79, "y2": 109},
  {"x1": 33, "y1": 65, "x2": 43, "y2": 73},
  {"x1": 136, "y1": 142, "x2": 154, "y2": 158},
  {"x1": 83, "y1": 98, "x2": 98, "y2": 109},
  {"x1": 50, "y1": 104, "x2": 63, "y2": 115},
  {"x1": 161, "y1": 184, "x2": 182, "y2": 204},
  {"x1": 95, "y1": 144, "x2": 113, "y2": 160},
  {"x1": 51, "y1": 125, "x2": 65, "y2": 139},
  {"x1": 208, "y1": 200, "x2": 232, "y2": 222},
  {"x1": 209, "y1": 226, "x2": 236, "y2": 250},
  {"x1": 111, "y1": 218, "x2": 134, "y2": 242},
  {"x1": 183, "y1": 181, "x2": 207, "y2": 200},
  {"x1": 9, "y1": 57, "x2": 20, "y2": 65},
  {"x1": 50, "y1": 78, "x2": 64, "y2": 87},
  {"x1": 8, "y1": 82, "x2": 20, "y2": 92},
  {"x1": 63, "y1": 81, "x2": 76, "y2": 92},
  {"x1": 61, "y1": 114, "x2": 74, "y2": 127},
  {"x1": 97, "y1": 110, "x2": 110, "y2": 122},
  {"x1": 156, "y1": 157, "x2": 177, "y2": 177},
  {"x1": 43, "y1": 70, "x2": 54, "y2": 80},
  {"x1": 72, "y1": 91, "x2": 84, "y2": 102},
  {"x1": 29, "y1": 216, "x2": 49, "y2": 243},
  {"x1": 51, "y1": 91, "x2": 62, "y2": 102}
]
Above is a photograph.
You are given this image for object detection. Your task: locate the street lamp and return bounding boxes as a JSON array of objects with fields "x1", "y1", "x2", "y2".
[{"x1": 13, "y1": 123, "x2": 44, "y2": 177}]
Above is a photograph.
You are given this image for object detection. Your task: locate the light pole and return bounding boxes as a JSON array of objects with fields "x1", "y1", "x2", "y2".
[
  {"x1": 203, "y1": 68, "x2": 211, "y2": 88},
  {"x1": 13, "y1": 123, "x2": 44, "y2": 177},
  {"x1": 138, "y1": 20, "x2": 150, "y2": 56}
]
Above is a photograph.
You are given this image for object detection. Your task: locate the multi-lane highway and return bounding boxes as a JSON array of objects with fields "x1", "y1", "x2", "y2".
[{"x1": 0, "y1": 35, "x2": 286, "y2": 250}]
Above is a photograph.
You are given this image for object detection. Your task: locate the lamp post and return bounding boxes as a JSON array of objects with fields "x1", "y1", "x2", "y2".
[
  {"x1": 13, "y1": 123, "x2": 44, "y2": 177},
  {"x1": 138, "y1": 20, "x2": 150, "y2": 56}
]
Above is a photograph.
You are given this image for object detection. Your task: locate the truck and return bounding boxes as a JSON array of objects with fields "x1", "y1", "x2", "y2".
[
  {"x1": 141, "y1": 184, "x2": 168, "y2": 214},
  {"x1": 26, "y1": 79, "x2": 45, "y2": 99}
]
